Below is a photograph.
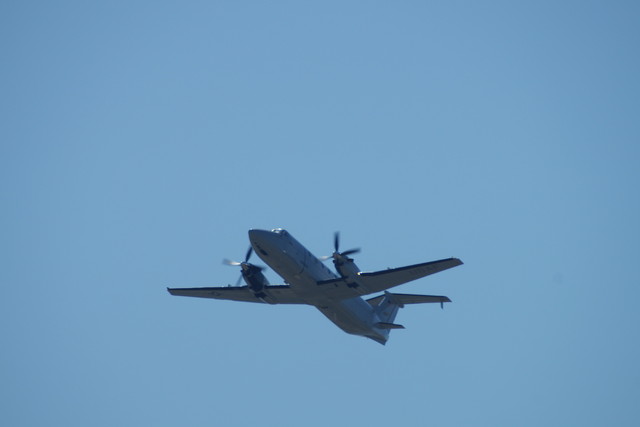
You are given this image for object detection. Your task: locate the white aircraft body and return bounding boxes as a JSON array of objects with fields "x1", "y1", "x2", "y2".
[{"x1": 168, "y1": 229, "x2": 462, "y2": 345}]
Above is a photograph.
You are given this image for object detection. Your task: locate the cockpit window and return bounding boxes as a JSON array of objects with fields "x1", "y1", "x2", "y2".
[{"x1": 271, "y1": 228, "x2": 287, "y2": 236}]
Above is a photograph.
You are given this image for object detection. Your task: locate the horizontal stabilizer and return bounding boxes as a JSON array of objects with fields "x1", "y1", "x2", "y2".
[
  {"x1": 367, "y1": 293, "x2": 451, "y2": 307},
  {"x1": 375, "y1": 322, "x2": 405, "y2": 330}
]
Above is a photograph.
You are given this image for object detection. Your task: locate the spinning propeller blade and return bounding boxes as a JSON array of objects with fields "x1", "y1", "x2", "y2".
[
  {"x1": 321, "y1": 231, "x2": 360, "y2": 261},
  {"x1": 223, "y1": 246, "x2": 263, "y2": 286}
]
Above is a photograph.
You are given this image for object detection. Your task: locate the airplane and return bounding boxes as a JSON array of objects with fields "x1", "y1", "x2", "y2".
[{"x1": 168, "y1": 228, "x2": 463, "y2": 345}]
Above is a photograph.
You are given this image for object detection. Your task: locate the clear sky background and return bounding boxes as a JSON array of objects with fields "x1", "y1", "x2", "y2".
[{"x1": 2, "y1": 1, "x2": 639, "y2": 426}]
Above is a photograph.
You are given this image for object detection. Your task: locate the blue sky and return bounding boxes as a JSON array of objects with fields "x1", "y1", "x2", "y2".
[{"x1": 2, "y1": 1, "x2": 639, "y2": 426}]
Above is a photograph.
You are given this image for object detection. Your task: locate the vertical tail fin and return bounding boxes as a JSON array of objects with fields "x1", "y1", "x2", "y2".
[{"x1": 373, "y1": 292, "x2": 404, "y2": 330}]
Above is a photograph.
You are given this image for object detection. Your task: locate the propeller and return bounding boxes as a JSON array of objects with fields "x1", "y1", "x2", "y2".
[
  {"x1": 223, "y1": 247, "x2": 264, "y2": 286},
  {"x1": 334, "y1": 231, "x2": 360, "y2": 257},
  {"x1": 223, "y1": 246, "x2": 255, "y2": 267},
  {"x1": 320, "y1": 232, "x2": 360, "y2": 261}
]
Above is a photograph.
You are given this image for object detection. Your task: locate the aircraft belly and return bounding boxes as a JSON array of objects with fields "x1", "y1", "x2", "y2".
[
  {"x1": 277, "y1": 259, "x2": 339, "y2": 304},
  {"x1": 315, "y1": 298, "x2": 382, "y2": 338}
]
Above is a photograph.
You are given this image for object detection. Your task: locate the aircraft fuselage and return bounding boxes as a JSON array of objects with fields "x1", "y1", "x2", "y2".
[{"x1": 248, "y1": 228, "x2": 391, "y2": 344}]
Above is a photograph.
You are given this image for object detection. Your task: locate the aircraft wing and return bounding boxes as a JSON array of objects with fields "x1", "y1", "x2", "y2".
[
  {"x1": 357, "y1": 257, "x2": 463, "y2": 294},
  {"x1": 167, "y1": 285, "x2": 304, "y2": 304}
]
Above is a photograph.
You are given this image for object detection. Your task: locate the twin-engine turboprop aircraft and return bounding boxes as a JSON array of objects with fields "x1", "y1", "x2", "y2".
[{"x1": 168, "y1": 229, "x2": 463, "y2": 345}]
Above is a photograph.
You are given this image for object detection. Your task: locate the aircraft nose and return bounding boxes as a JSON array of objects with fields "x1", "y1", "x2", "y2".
[
  {"x1": 248, "y1": 229, "x2": 272, "y2": 242},
  {"x1": 248, "y1": 229, "x2": 280, "y2": 258},
  {"x1": 248, "y1": 229, "x2": 281, "y2": 249}
]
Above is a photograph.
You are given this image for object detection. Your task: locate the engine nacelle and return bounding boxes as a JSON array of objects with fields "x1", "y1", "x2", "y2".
[{"x1": 241, "y1": 264, "x2": 271, "y2": 300}]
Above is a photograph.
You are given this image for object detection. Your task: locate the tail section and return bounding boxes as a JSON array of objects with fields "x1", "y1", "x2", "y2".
[
  {"x1": 373, "y1": 293, "x2": 403, "y2": 328},
  {"x1": 369, "y1": 292, "x2": 451, "y2": 343}
]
